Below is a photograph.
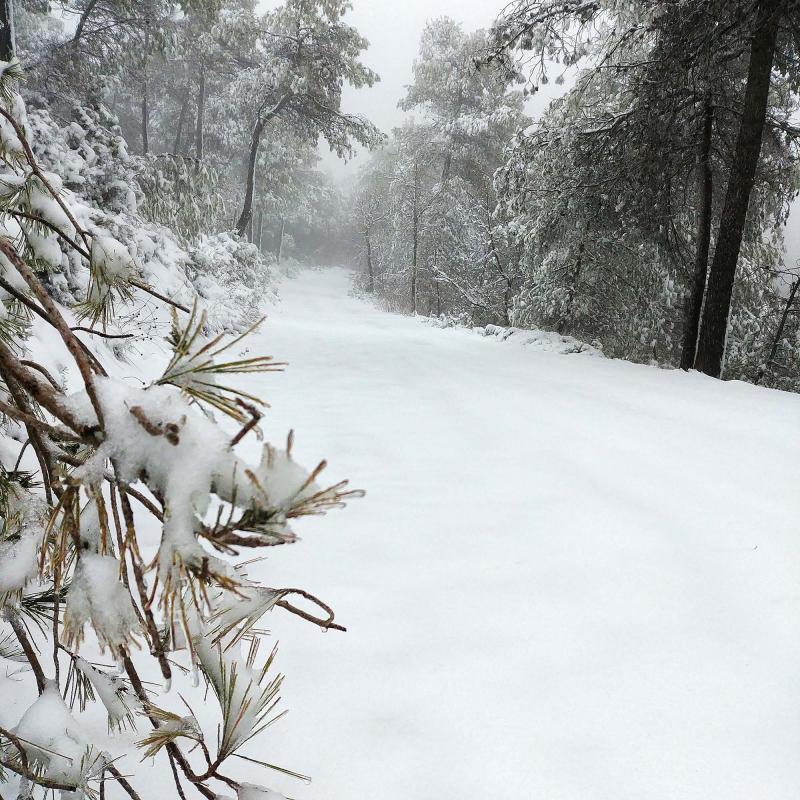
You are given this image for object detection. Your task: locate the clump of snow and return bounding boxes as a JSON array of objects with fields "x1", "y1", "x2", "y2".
[
  {"x1": 250, "y1": 444, "x2": 322, "y2": 508},
  {"x1": 74, "y1": 657, "x2": 140, "y2": 731},
  {"x1": 90, "y1": 235, "x2": 137, "y2": 282},
  {"x1": 191, "y1": 612, "x2": 282, "y2": 759},
  {"x1": 478, "y1": 323, "x2": 603, "y2": 356},
  {"x1": 63, "y1": 552, "x2": 140, "y2": 655},
  {"x1": 237, "y1": 784, "x2": 288, "y2": 800},
  {"x1": 0, "y1": 489, "x2": 48, "y2": 601},
  {"x1": 70, "y1": 377, "x2": 325, "y2": 587},
  {"x1": 25, "y1": 228, "x2": 63, "y2": 269},
  {"x1": 425, "y1": 316, "x2": 604, "y2": 356},
  {"x1": 10, "y1": 682, "x2": 105, "y2": 788}
]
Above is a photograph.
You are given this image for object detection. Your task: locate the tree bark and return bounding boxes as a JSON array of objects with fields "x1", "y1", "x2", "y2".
[
  {"x1": 365, "y1": 230, "x2": 374, "y2": 292},
  {"x1": 680, "y1": 96, "x2": 715, "y2": 370},
  {"x1": 236, "y1": 117, "x2": 265, "y2": 236},
  {"x1": 71, "y1": 0, "x2": 98, "y2": 46},
  {"x1": 141, "y1": 87, "x2": 149, "y2": 155},
  {"x1": 194, "y1": 66, "x2": 205, "y2": 170},
  {"x1": 755, "y1": 276, "x2": 800, "y2": 383},
  {"x1": 236, "y1": 95, "x2": 292, "y2": 237},
  {"x1": 411, "y1": 162, "x2": 419, "y2": 314},
  {"x1": 275, "y1": 218, "x2": 285, "y2": 263},
  {"x1": 558, "y1": 237, "x2": 585, "y2": 334},
  {"x1": 441, "y1": 149, "x2": 453, "y2": 184},
  {"x1": 694, "y1": 0, "x2": 784, "y2": 377},
  {"x1": 256, "y1": 209, "x2": 264, "y2": 251},
  {"x1": 0, "y1": 0, "x2": 14, "y2": 62},
  {"x1": 172, "y1": 95, "x2": 189, "y2": 155}
]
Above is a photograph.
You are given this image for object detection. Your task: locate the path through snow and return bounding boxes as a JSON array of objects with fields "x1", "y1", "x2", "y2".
[{"x1": 225, "y1": 267, "x2": 799, "y2": 800}]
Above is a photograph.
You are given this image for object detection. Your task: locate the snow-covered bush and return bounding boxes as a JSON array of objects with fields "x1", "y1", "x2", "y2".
[
  {"x1": 25, "y1": 97, "x2": 275, "y2": 333},
  {"x1": 0, "y1": 63, "x2": 359, "y2": 799},
  {"x1": 186, "y1": 232, "x2": 278, "y2": 330}
]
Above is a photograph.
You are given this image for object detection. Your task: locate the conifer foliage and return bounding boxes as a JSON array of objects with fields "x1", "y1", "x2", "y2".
[
  {"x1": 0, "y1": 50, "x2": 362, "y2": 800},
  {"x1": 353, "y1": 2, "x2": 800, "y2": 388}
]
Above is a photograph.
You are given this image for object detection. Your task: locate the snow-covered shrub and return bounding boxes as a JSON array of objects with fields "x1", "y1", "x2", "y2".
[
  {"x1": 186, "y1": 232, "x2": 278, "y2": 330},
  {"x1": 0, "y1": 64, "x2": 359, "y2": 799},
  {"x1": 25, "y1": 98, "x2": 275, "y2": 333}
]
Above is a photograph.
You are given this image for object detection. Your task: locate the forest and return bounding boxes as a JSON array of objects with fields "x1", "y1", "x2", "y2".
[{"x1": 0, "y1": 1, "x2": 797, "y2": 799}]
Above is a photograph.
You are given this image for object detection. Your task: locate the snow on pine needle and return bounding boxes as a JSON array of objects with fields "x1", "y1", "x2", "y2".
[
  {"x1": 158, "y1": 301, "x2": 284, "y2": 423},
  {"x1": 72, "y1": 656, "x2": 140, "y2": 733},
  {"x1": 0, "y1": 59, "x2": 361, "y2": 800}
]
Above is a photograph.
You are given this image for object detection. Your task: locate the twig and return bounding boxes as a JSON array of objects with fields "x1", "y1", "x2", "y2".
[
  {"x1": 275, "y1": 588, "x2": 346, "y2": 632},
  {"x1": 230, "y1": 400, "x2": 262, "y2": 446},
  {"x1": 71, "y1": 326, "x2": 134, "y2": 339},
  {"x1": 0, "y1": 240, "x2": 106, "y2": 428},
  {"x1": 107, "y1": 764, "x2": 144, "y2": 800},
  {"x1": 129, "y1": 278, "x2": 190, "y2": 313},
  {"x1": 7, "y1": 612, "x2": 46, "y2": 694},
  {"x1": 20, "y1": 359, "x2": 61, "y2": 390}
]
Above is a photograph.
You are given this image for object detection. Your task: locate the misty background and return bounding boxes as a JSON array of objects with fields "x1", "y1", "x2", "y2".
[{"x1": 259, "y1": 0, "x2": 800, "y2": 269}]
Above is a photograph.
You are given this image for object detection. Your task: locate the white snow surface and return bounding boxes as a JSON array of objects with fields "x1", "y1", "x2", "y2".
[
  {"x1": 228, "y1": 267, "x2": 800, "y2": 800},
  {"x1": 3, "y1": 265, "x2": 800, "y2": 800}
]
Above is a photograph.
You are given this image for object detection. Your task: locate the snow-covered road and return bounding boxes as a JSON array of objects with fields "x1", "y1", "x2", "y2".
[{"x1": 233, "y1": 267, "x2": 800, "y2": 800}]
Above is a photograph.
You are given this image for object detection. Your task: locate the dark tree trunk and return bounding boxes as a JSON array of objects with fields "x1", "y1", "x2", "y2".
[
  {"x1": 71, "y1": 0, "x2": 97, "y2": 46},
  {"x1": 194, "y1": 67, "x2": 205, "y2": 170},
  {"x1": 235, "y1": 95, "x2": 291, "y2": 237},
  {"x1": 141, "y1": 29, "x2": 150, "y2": 156},
  {"x1": 236, "y1": 118, "x2": 265, "y2": 236},
  {"x1": 680, "y1": 96, "x2": 715, "y2": 370},
  {"x1": 0, "y1": 0, "x2": 14, "y2": 62},
  {"x1": 441, "y1": 149, "x2": 453, "y2": 184},
  {"x1": 557, "y1": 238, "x2": 585, "y2": 334},
  {"x1": 411, "y1": 162, "x2": 419, "y2": 314},
  {"x1": 694, "y1": 0, "x2": 784, "y2": 377},
  {"x1": 173, "y1": 95, "x2": 189, "y2": 155},
  {"x1": 141, "y1": 87, "x2": 149, "y2": 155},
  {"x1": 755, "y1": 276, "x2": 800, "y2": 384},
  {"x1": 275, "y1": 218, "x2": 285, "y2": 262},
  {"x1": 365, "y1": 231, "x2": 374, "y2": 292}
]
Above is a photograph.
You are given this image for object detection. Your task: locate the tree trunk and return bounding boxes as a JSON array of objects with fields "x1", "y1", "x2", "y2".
[
  {"x1": 558, "y1": 238, "x2": 585, "y2": 334},
  {"x1": 275, "y1": 218, "x2": 285, "y2": 263},
  {"x1": 71, "y1": 0, "x2": 98, "y2": 46},
  {"x1": 141, "y1": 87, "x2": 149, "y2": 155},
  {"x1": 194, "y1": 67, "x2": 205, "y2": 170},
  {"x1": 411, "y1": 162, "x2": 419, "y2": 314},
  {"x1": 365, "y1": 231, "x2": 374, "y2": 292},
  {"x1": 140, "y1": 28, "x2": 150, "y2": 156},
  {"x1": 680, "y1": 96, "x2": 715, "y2": 370},
  {"x1": 441, "y1": 149, "x2": 453, "y2": 184},
  {"x1": 694, "y1": 0, "x2": 783, "y2": 377},
  {"x1": 0, "y1": 0, "x2": 14, "y2": 62},
  {"x1": 755, "y1": 276, "x2": 800, "y2": 384},
  {"x1": 256, "y1": 210, "x2": 264, "y2": 252},
  {"x1": 236, "y1": 117, "x2": 265, "y2": 236},
  {"x1": 172, "y1": 95, "x2": 189, "y2": 155},
  {"x1": 235, "y1": 95, "x2": 291, "y2": 237}
]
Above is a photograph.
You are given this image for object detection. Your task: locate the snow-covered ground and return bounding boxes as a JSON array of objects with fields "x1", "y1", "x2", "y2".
[
  {"x1": 3, "y1": 264, "x2": 797, "y2": 800},
  {"x1": 228, "y1": 267, "x2": 800, "y2": 800}
]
